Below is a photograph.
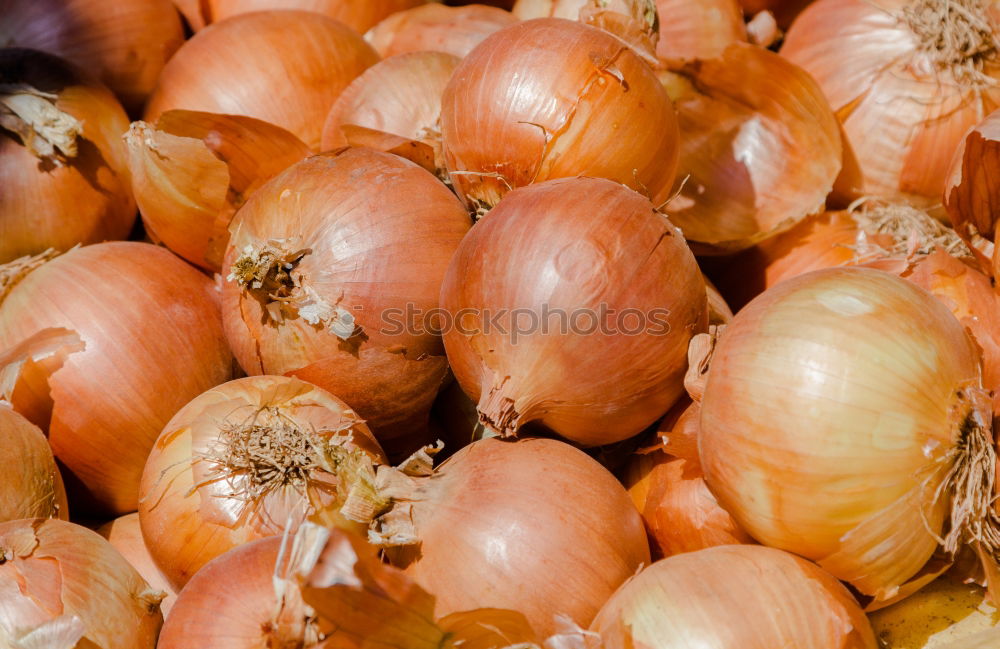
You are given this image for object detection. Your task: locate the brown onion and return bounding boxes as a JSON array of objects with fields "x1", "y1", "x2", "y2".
[
  {"x1": 0, "y1": 519, "x2": 162, "y2": 648},
  {"x1": 366, "y1": 4, "x2": 518, "y2": 58},
  {"x1": 0, "y1": 0, "x2": 184, "y2": 112},
  {"x1": 221, "y1": 148, "x2": 470, "y2": 455},
  {"x1": 656, "y1": 0, "x2": 747, "y2": 61},
  {"x1": 0, "y1": 405, "x2": 68, "y2": 523},
  {"x1": 139, "y1": 375, "x2": 385, "y2": 589},
  {"x1": 441, "y1": 177, "x2": 706, "y2": 446},
  {"x1": 125, "y1": 110, "x2": 311, "y2": 272},
  {"x1": 145, "y1": 11, "x2": 380, "y2": 150},
  {"x1": 781, "y1": 0, "x2": 1000, "y2": 210},
  {"x1": 0, "y1": 242, "x2": 233, "y2": 515},
  {"x1": 590, "y1": 545, "x2": 877, "y2": 648},
  {"x1": 739, "y1": 0, "x2": 814, "y2": 27},
  {"x1": 180, "y1": 0, "x2": 426, "y2": 34},
  {"x1": 441, "y1": 18, "x2": 679, "y2": 211},
  {"x1": 97, "y1": 514, "x2": 177, "y2": 618},
  {"x1": 0, "y1": 49, "x2": 135, "y2": 264}
]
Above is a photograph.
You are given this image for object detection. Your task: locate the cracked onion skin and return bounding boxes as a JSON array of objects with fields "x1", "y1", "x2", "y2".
[
  {"x1": 440, "y1": 176, "x2": 707, "y2": 447},
  {"x1": 441, "y1": 18, "x2": 680, "y2": 209}
]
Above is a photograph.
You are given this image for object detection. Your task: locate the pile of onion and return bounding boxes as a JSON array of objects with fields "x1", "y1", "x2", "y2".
[
  {"x1": 0, "y1": 404, "x2": 68, "y2": 523},
  {"x1": 590, "y1": 545, "x2": 877, "y2": 648},
  {"x1": 441, "y1": 177, "x2": 706, "y2": 446},
  {"x1": 0, "y1": 518, "x2": 163, "y2": 648},
  {"x1": 98, "y1": 514, "x2": 177, "y2": 617},
  {"x1": 145, "y1": 11, "x2": 380, "y2": 150},
  {"x1": 0, "y1": 242, "x2": 233, "y2": 515},
  {"x1": 781, "y1": 0, "x2": 1000, "y2": 209},
  {"x1": 366, "y1": 3, "x2": 518, "y2": 58},
  {"x1": 139, "y1": 375, "x2": 385, "y2": 589},
  {"x1": 440, "y1": 18, "x2": 680, "y2": 211},
  {"x1": 174, "y1": 0, "x2": 426, "y2": 33},
  {"x1": 0, "y1": 0, "x2": 184, "y2": 111},
  {"x1": 699, "y1": 267, "x2": 996, "y2": 606},
  {"x1": 125, "y1": 110, "x2": 311, "y2": 271},
  {"x1": 0, "y1": 49, "x2": 135, "y2": 263},
  {"x1": 221, "y1": 148, "x2": 470, "y2": 454}
]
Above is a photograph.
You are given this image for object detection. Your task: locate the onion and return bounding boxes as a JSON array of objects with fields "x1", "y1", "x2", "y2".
[
  {"x1": 180, "y1": 0, "x2": 427, "y2": 34},
  {"x1": 739, "y1": 0, "x2": 814, "y2": 27},
  {"x1": 0, "y1": 405, "x2": 68, "y2": 523},
  {"x1": 0, "y1": 49, "x2": 135, "y2": 264},
  {"x1": 656, "y1": 0, "x2": 747, "y2": 61},
  {"x1": 0, "y1": 242, "x2": 233, "y2": 515},
  {"x1": 440, "y1": 18, "x2": 679, "y2": 211},
  {"x1": 320, "y1": 52, "x2": 459, "y2": 176},
  {"x1": 144, "y1": 11, "x2": 380, "y2": 150},
  {"x1": 659, "y1": 42, "x2": 842, "y2": 253},
  {"x1": 781, "y1": 0, "x2": 1000, "y2": 210},
  {"x1": 0, "y1": 519, "x2": 162, "y2": 648},
  {"x1": 0, "y1": 0, "x2": 184, "y2": 112},
  {"x1": 125, "y1": 110, "x2": 311, "y2": 272},
  {"x1": 221, "y1": 148, "x2": 470, "y2": 454},
  {"x1": 699, "y1": 267, "x2": 997, "y2": 605},
  {"x1": 97, "y1": 514, "x2": 177, "y2": 618},
  {"x1": 366, "y1": 4, "x2": 518, "y2": 58},
  {"x1": 139, "y1": 375, "x2": 385, "y2": 590},
  {"x1": 590, "y1": 545, "x2": 877, "y2": 648},
  {"x1": 441, "y1": 177, "x2": 706, "y2": 446}
]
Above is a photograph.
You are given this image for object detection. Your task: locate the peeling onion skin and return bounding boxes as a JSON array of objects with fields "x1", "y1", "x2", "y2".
[
  {"x1": 97, "y1": 514, "x2": 177, "y2": 618},
  {"x1": 441, "y1": 18, "x2": 680, "y2": 209},
  {"x1": 0, "y1": 0, "x2": 184, "y2": 112},
  {"x1": 699, "y1": 267, "x2": 988, "y2": 601},
  {"x1": 0, "y1": 242, "x2": 234, "y2": 516},
  {"x1": 590, "y1": 545, "x2": 878, "y2": 649},
  {"x1": 187, "y1": 0, "x2": 427, "y2": 34},
  {"x1": 144, "y1": 11, "x2": 381, "y2": 151},
  {"x1": 0, "y1": 49, "x2": 136, "y2": 264},
  {"x1": 387, "y1": 437, "x2": 650, "y2": 637},
  {"x1": 0, "y1": 518, "x2": 163, "y2": 649},
  {"x1": 440, "y1": 177, "x2": 707, "y2": 447},
  {"x1": 366, "y1": 4, "x2": 518, "y2": 59},
  {"x1": 221, "y1": 148, "x2": 471, "y2": 455},
  {"x1": 0, "y1": 406, "x2": 69, "y2": 523}
]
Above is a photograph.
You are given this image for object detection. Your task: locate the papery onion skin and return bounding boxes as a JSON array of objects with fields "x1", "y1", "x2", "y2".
[
  {"x1": 699, "y1": 267, "x2": 987, "y2": 600},
  {"x1": 193, "y1": 0, "x2": 426, "y2": 34},
  {"x1": 0, "y1": 242, "x2": 233, "y2": 515},
  {"x1": 139, "y1": 375, "x2": 384, "y2": 590},
  {"x1": 0, "y1": 49, "x2": 135, "y2": 264},
  {"x1": 0, "y1": 518, "x2": 162, "y2": 648},
  {"x1": 386, "y1": 437, "x2": 651, "y2": 637},
  {"x1": 98, "y1": 514, "x2": 177, "y2": 618},
  {"x1": 441, "y1": 18, "x2": 680, "y2": 209},
  {"x1": 0, "y1": 0, "x2": 184, "y2": 112},
  {"x1": 366, "y1": 4, "x2": 518, "y2": 59},
  {"x1": 441, "y1": 176, "x2": 706, "y2": 447},
  {"x1": 221, "y1": 148, "x2": 471, "y2": 453},
  {"x1": 145, "y1": 11, "x2": 380, "y2": 150},
  {"x1": 0, "y1": 405, "x2": 68, "y2": 523},
  {"x1": 656, "y1": 0, "x2": 747, "y2": 62},
  {"x1": 590, "y1": 545, "x2": 877, "y2": 649},
  {"x1": 740, "y1": 0, "x2": 814, "y2": 27}
]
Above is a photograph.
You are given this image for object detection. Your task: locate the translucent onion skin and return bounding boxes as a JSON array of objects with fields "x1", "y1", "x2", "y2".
[
  {"x1": 441, "y1": 18, "x2": 680, "y2": 209},
  {"x1": 781, "y1": 0, "x2": 1000, "y2": 208},
  {"x1": 0, "y1": 243, "x2": 233, "y2": 515},
  {"x1": 699, "y1": 267, "x2": 989, "y2": 601},
  {"x1": 185, "y1": 0, "x2": 427, "y2": 34},
  {"x1": 145, "y1": 11, "x2": 380, "y2": 150},
  {"x1": 366, "y1": 4, "x2": 518, "y2": 59},
  {"x1": 0, "y1": 0, "x2": 184, "y2": 112},
  {"x1": 590, "y1": 545, "x2": 878, "y2": 649},
  {"x1": 97, "y1": 514, "x2": 177, "y2": 618},
  {"x1": 139, "y1": 375, "x2": 385, "y2": 590},
  {"x1": 0, "y1": 405, "x2": 68, "y2": 523},
  {"x1": 0, "y1": 519, "x2": 162, "y2": 648},
  {"x1": 441, "y1": 177, "x2": 707, "y2": 446},
  {"x1": 387, "y1": 438, "x2": 651, "y2": 637},
  {"x1": 221, "y1": 148, "x2": 471, "y2": 453},
  {"x1": 0, "y1": 49, "x2": 135, "y2": 264}
]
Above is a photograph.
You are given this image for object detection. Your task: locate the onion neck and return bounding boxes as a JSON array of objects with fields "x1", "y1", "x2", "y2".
[
  {"x1": 477, "y1": 378, "x2": 524, "y2": 438},
  {"x1": 0, "y1": 84, "x2": 81, "y2": 164},
  {"x1": 847, "y1": 198, "x2": 973, "y2": 262},
  {"x1": 902, "y1": 0, "x2": 1000, "y2": 87}
]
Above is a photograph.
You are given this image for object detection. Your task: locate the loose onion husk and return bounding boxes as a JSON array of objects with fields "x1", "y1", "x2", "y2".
[
  {"x1": 0, "y1": 242, "x2": 234, "y2": 515},
  {"x1": 0, "y1": 404, "x2": 68, "y2": 523},
  {"x1": 125, "y1": 110, "x2": 311, "y2": 272},
  {"x1": 366, "y1": 4, "x2": 518, "y2": 59},
  {"x1": 590, "y1": 545, "x2": 878, "y2": 648},
  {"x1": 97, "y1": 514, "x2": 177, "y2": 618},
  {"x1": 0, "y1": 518, "x2": 163, "y2": 649},
  {"x1": 441, "y1": 18, "x2": 680, "y2": 211},
  {"x1": 145, "y1": 11, "x2": 380, "y2": 151},
  {"x1": 221, "y1": 148, "x2": 470, "y2": 456},
  {"x1": 699, "y1": 267, "x2": 996, "y2": 605},
  {"x1": 139, "y1": 375, "x2": 385, "y2": 590},
  {"x1": 0, "y1": 49, "x2": 135, "y2": 264},
  {"x1": 441, "y1": 177, "x2": 706, "y2": 446},
  {"x1": 781, "y1": 0, "x2": 1000, "y2": 210},
  {"x1": 0, "y1": 0, "x2": 184, "y2": 112}
]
